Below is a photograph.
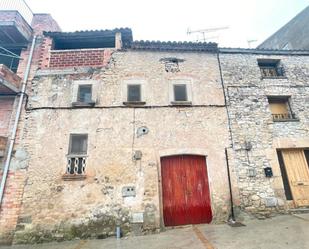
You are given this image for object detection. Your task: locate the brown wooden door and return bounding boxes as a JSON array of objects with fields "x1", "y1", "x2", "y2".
[
  {"x1": 282, "y1": 149, "x2": 309, "y2": 207},
  {"x1": 161, "y1": 155, "x2": 212, "y2": 226}
]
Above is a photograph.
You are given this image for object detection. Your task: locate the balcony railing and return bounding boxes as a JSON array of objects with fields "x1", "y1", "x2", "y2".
[
  {"x1": 260, "y1": 66, "x2": 285, "y2": 78},
  {"x1": 272, "y1": 113, "x2": 297, "y2": 121},
  {"x1": 0, "y1": 0, "x2": 33, "y2": 25}
]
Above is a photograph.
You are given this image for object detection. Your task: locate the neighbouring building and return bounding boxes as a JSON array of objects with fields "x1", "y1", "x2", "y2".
[
  {"x1": 0, "y1": 0, "x2": 61, "y2": 244},
  {"x1": 1, "y1": 0, "x2": 309, "y2": 246},
  {"x1": 258, "y1": 6, "x2": 309, "y2": 50},
  {"x1": 219, "y1": 48, "x2": 309, "y2": 217}
]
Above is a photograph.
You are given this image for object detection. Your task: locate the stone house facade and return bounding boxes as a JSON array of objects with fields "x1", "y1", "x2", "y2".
[
  {"x1": 219, "y1": 48, "x2": 309, "y2": 217},
  {"x1": 11, "y1": 35, "x2": 233, "y2": 243},
  {"x1": 1, "y1": 3, "x2": 309, "y2": 245}
]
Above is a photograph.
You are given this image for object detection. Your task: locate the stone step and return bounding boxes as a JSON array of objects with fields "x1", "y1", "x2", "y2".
[{"x1": 288, "y1": 208, "x2": 309, "y2": 214}]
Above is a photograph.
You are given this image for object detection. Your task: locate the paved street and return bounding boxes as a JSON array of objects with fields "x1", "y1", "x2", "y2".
[{"x1": 1, "y1": 214, "x2": 309, "y2": 249}]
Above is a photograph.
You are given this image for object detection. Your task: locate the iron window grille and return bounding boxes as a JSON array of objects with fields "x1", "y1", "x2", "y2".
[{"x1": 66, "y1": 134, "x2": 88, "y2": 175}]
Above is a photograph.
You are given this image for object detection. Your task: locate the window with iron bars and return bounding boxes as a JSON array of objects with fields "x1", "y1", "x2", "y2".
[
  {"x1": 66, "y1": 134, "x2": 88, "y2": 176},
  {"x1": 258, "y1": 59, "x2": 285, "y2": 78},
  {"x1": 267, "y1": 96, "x2": 297, "y2": 121}
]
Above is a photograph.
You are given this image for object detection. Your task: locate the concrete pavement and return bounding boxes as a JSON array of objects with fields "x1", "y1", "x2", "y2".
[{"x1": 1, "y1": 214, "x2": 309, "y2": 249}]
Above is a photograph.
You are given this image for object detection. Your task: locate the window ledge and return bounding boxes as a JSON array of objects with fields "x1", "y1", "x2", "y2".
[
  {"x1": 170, "y1": 101, "x2": 192, "y2": 106},
  {"x1": 72, "y1": 101, "x2": 96, "y2": 107},
  {"x1": 273, "y1": 118, "x2": 300, "y2": 122},
  {"x1": 62, "y1": 174, "x2": 87, "y2": 181},
  {"x1": 66, "y1": 154, "x2": 88, "y2": 158},
  {"x1": 261, "y1": 76, "x2": 287, "y2": 80},
  {"x1": 123, "y1": 101, "x2": 146, "y2": 106}
]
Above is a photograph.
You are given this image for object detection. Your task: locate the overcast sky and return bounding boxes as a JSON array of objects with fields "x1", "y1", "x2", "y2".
[{"x1": 27, "y1": 0, "x2": 308, "y2": 48}]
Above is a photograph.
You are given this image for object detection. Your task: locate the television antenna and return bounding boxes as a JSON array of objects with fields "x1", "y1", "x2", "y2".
[
  {"x1": 247, "y1": 39, "x2": 258, "y2": 48},
  {"x1": 187, "y1": 26, "x2": 229, "y2": 42}
]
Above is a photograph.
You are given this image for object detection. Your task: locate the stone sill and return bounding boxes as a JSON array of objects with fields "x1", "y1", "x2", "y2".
[
  {"x1": 261, "y1": 76, "x2": 287, "y2": 80},
  {"x1": 273, "y1": 118, "x2": 300, "y2": 123},
  {"x1": 72, "y1": 101, "x2": 96, "y2": 108},
  {"x1": 62, "y1": 174, "x2": 86, "y2": 181},
  {"x1": 170, "y1": 101, "x2": 192, "y2": 106},
  {"x1": 123, "y1": 101, "x2": 146, "y2": 106}
]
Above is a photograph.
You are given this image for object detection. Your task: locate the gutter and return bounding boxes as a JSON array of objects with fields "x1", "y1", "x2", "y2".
[{"x1": 0, "y1": 36, "x2": 37, "y2": 207}]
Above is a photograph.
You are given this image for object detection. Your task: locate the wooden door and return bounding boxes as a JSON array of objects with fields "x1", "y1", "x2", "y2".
[
  {"x1": 161, "y1": 155, "x2": 212, "y2": 226},
  {"x1": 282, "y1": 149, "x2": 309, "y2": 207}
]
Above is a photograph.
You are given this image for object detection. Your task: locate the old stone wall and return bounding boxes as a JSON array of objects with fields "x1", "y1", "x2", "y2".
[
  {"x1": 219, "y1": 52, "x2": 309, "y2": 217},
  {"x1": 13, "y1": 50, "x2": 231, "y2": 243}
]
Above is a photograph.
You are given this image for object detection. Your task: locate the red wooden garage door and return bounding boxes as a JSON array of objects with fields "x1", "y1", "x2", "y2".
[{"x1": 161, "y1": 155, "x2": 212, "y2": 226}]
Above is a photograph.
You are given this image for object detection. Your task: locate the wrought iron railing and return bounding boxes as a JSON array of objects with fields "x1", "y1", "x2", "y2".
[
  {"x1": 0, "y1": 0, "x2": 33, "y2": 25},
  {"x1": 272, "y1": 113, "x2": 296, "y2": 121},
  {"x1": 66, "y1": 155, "x2": 87, "y2": 175},
  {"x1": 260, "y1": 66, "x2": 285, "y2": 78}
]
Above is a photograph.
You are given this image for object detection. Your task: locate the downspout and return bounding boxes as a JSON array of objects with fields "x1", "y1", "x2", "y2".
[
  {"x1": 0, "y1": 36, "x2": 37, "y2": 206},
  {"x1": 216, "y1": 51, "x2": 236, "y2": 221}
]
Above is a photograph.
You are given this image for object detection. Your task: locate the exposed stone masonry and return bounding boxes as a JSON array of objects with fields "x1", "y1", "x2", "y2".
[{"x1": 219, "y1": 52, "x2": 309, "y2": 217}]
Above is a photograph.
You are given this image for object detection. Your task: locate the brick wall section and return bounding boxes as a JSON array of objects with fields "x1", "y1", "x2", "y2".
[
  {"x1": 48, "y1": 49, "x2": 107, "y2": 68},
  {"x1": 0, "y1": 98, "x2": 15, "y2": 137},
  {"x1": 38, "y1": 37, "x2": 53, "y2": 70},
  {"x1": 31, "y1": 14, "x2": 61, "y2": 36},
  {"x1": 0, "y1": 170, "x2": 27, "y2": 245}
]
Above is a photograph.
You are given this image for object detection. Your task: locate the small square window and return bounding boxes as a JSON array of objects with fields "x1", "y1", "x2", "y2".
[
  {"x1": 267, "y1": 96, "x2": 296, "y2": 121},
  {"x1": 127, "y1": 84, "x2": 141, "y2": 102},
  {"x1": 173, "y1": 84, "x2": 188, "y2": 101},
  {"x1": 258, "y1": 59, "x2": 285, "y2": 78},
  {"x1": 69, "y1": 134, "x2": 88, "y2": 155},
  {"x1": 78, "y1": 85, "x2": 92, "y2": 103}
]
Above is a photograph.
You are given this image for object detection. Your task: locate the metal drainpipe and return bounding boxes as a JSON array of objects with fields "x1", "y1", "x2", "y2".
[
  {"x1": 217, "y1": 51, "x2": 236, "y2": 221},
  {"x1": 0, "y1": 36, "x2": 37, "y2": 207}
]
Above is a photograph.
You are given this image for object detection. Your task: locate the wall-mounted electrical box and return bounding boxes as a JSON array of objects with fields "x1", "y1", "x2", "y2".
[
  {"x1": 133, "y1": 150, "x2": 142, "y2": 160},
  {"x1": 264, "y1": 167, "x2": 273, "y2": 177}
]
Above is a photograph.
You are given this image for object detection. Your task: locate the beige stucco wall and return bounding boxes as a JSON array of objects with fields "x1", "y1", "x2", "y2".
[{"x1": 14, "y1": 51, "x2": 231, "y2": 243}]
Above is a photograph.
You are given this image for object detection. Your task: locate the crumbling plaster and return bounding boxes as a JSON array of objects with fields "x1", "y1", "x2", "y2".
[{"x1": 14, "y1": 50, "x2": 231, "y2": 243}]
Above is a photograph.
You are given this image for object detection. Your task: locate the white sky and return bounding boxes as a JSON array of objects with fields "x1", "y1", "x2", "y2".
[{"x1": 27, "y1": 0, "x2": 309, "y2": 48}]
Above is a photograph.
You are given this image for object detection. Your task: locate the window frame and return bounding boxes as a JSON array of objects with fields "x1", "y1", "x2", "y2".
[
  {"x1": 77, "y1": 84, "x2": 93, "y2": 103},
  {"x1": 173, "y1": 84, "x2": 188, "y2": 102},
  {"x1": 267, "y1": 96, "x2": 298, "y2": 122},
  {"x1": 72, "y1": 80, "x2": 97, "y2": 107},
  {"x1": 68, "y1": 134, "x2": 88, "y2": 156},
  {"x1": 122, "y1": 79, "x2": 146, "y2": 106},
  {"x1": 169, "y1": 79, "x2": 192, "y2": 106},
  {"x1": 257, "y1": 59, "x2": 286, "y2": 79},
  {"x1": 127, "y1": 84, "x2": 142, "y2": 102}
]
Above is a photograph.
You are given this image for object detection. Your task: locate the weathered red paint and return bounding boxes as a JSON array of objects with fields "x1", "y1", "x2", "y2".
[{"x1": 161, "y1": 155, "x2": 212, "y2": 226}]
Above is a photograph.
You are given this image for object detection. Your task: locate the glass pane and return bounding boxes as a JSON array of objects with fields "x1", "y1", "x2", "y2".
[
  {"x1": 78, "y1": 85, "x2": 92, "y2": 102},
  {"x1": 128, "y1": 85, "x2": 141, "y2": 102},
  {"x1": 174, "y1": 84, "x2": 187, "y2": 101},
  {"x1": 70, "y1": 134, "x2": 88, "y2": 154}
]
